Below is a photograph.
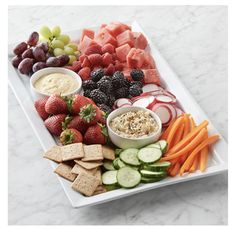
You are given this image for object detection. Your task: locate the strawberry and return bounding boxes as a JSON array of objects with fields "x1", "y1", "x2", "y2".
[
  {"x1": 44, "y1": 114, "x2": 66, "y2": 136},
  {"x1": 85, "y1": 44, "x2": 102, "y2": 55},
  {"x1": 78, "y1": 67, "x2": 91, "y2": 80},
  {"x1": 88, "y1": 54, "x2": 102, "y2": 66},
  {"x1": 45, "y1": 94, "x2": 68, "y2": 115},
  {"x1": 60, "y1": 128, "x2": 83, "y2": 145},
  {"x1": 34, "y1": 96, "x2": 49, "y2": 120},
  {"x1": 84, "y1": 123, "x2": 108, "y2": 145},
  {"x1": 62, "y1": 115, "x2": 88, "y2": 134},
  {"x1": 79, "y1": 104, "x2": 102, "y2": 125},
  {"x1": 68, "y1": 94, "x2": 92, "y2": 114},
  {"x1": 102, "y1": 52, "x2": 113, "y2": 67}
]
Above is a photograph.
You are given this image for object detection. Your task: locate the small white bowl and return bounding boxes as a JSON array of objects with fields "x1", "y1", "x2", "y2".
[
  {"x1": 107, "y1": 106, "x2": 162, "y2": 149},
  {"x1": 30, "y1": 67, "x2": 82, "y2": 99}
]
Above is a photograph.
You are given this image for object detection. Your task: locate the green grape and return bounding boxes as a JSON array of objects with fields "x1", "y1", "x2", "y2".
[
  {"x1": 68, "y1": 55, "x2": 77, "y2": 65},
  {"x1": 64, "y1": 46, "x2": 74, "y2": 55},
  {"x1": 53, "y1": 48, "x2": 65, "y2": 56},
  {"x1": 67, "y1": 43, "x2": 78, "y2": 51},
  {"x1": 39, "y1": 26, "x2": 52, "y2": 39},
  {"x1": 57, "y1": 34, "x2": 70, "y2": 45},
  {"x1": 52, "y1": 26, "x2": 61, "y2": 38},
  {"x1": 51, "y1": 39, "x2": 64, "y2": 49},
  {"x1": 39, "y1": 36, "x2": 50, "y2": 43}
]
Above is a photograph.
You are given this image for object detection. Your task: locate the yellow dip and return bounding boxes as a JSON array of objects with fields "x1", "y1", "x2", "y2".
[{"x1": 34, "y1": 73, "x2": 79, "y2": 95}]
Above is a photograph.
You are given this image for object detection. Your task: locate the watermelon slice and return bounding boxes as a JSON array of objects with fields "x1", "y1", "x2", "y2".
[
  {"x1": 106, "y1": 22, "x2": 131, "y2": 37},
  {"x1": 80, "y1": 29, "x2": 95, "y2": 42},
  {"x1": 79, "y1": 36, "x2": 97, "y2": 53},
  {"x1": 143, "y1": 69, "x2": 161, "y2": 85},
  {"x1": 142, "y1": 52, "x2": 156, "y2": 69},
  {"x1": 127, "y1": 48, "x2": 145, "y2": 68},
  {"x1": 116, "y1": 43, "x2": 131, "y2": 62},
  {"x1": 116, "y1": 30, "x2": 134, "y2": 47},
  {"x1": 133, "y1": 32, "x2": 148, "y2": 50}
]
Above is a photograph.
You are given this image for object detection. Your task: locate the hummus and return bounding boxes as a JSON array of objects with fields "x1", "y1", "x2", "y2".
[
  {"x1": 34, "y1": 73, "x2": 79, "y2": 95},
  {"x1": 110, "y1": 110, "x2": 159, "y2": 138}
]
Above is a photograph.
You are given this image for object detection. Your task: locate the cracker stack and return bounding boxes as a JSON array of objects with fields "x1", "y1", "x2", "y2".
[{"x1": 43, "y1": 143, "x2": 115, "y2": 196}]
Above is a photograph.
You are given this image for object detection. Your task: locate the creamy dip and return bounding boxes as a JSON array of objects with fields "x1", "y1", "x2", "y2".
[
  {"x1": 34, "y1": 73, "x2": 79, "y2": 95},
  {"x1": 110, "y1": 110, "x2": 159, "y2": 138}
]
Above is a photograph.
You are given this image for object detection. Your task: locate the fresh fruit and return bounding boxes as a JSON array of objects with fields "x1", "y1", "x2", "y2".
[
  {"x1": 97, "y1": 76, "x2": 112, "y2": 94},
  {"x1": 45, "y1": 94, "x2": 68, "y2": 115},
  {"x1": 69, "y1": 94, "x2": 92, "y2": 114},
  {"x1": 40, "y1": 26, "x2": 52, "y2": 39},
  {"x1": 32, "y1": 62, "x2": 47, "y2": 72},
  {"x1": 130, "y1": 69, "x2": 144, "y2": 81},
  {"x1": 115, "y1": 43, "x2": 131, "y2": 62},
  {"x1": 82, "y1": 80, "x2": 97, "y2": 90},
  {"x1": 18, "y1": 58, "x2": 34, "y2": 75},
  {"x1": 111, "y1": 71, "x2": 125, "y2": 88},
  {"x1": 27, "y1": 32, "x2": 39, "y2": 46},
  {"x1": 51, "y1": 26, "x2": 61, "y2": 38},
  {"x1": 142, "y1": 69, "x2": 161, "y2": 85},
  {"x1": 90, "y1": 68, "x2": 105, "y2": 82},
  {"x1": 101, "y1": 43, "x2": 115, "y2": 54},
  {"x1": 84, "y1": 123, "x2": 108, "y2": 145},
  {"x1": 116, "y1": 30, "x2": 134, "y2": 47},
  {"x1": 57, "y1": 55, "x2": 70, "y2": 66},
  {"x1": 62, "y1": 115, "x2": 88, "y2": 134},
  {"x1": 97, "y1": 104, "x2": 112, "y2": 114},
  {"x1": 36, "y1": 42, "x2": 49, "y2": 53},
  {"x1": 79, "y1": 104, "x2": 102, "y2": 125},
  {"x1": 13, "y1": 42, "x2": 28, "y2": 56},
  {"x1": 114, "y1": 87, "x2": 129, "y2": 99},
  {"x1": 33, "y1": 46, "x2": 46, "y2": 62},
  {"x1": 80, "y1": 29, "x2": 95, "y2": 41},
  {"x1": 129, "y1": 84, "x2": 143, "y2": 97},
  {"x1": 133, "y1": 32, "x2": 148, "y2": 50},
  {"x1": 89, "y1": 89, "x2": 108, "y2": 104},
  {"x1": 104, "y1": 63, "x2": 115, "y2": 76},
  {"x1": 102, "y1": 52, "x2": 113, "y2": 66},
  {"x1": 51, "y1": 40, "x2": 64, "y2": 49},
  {"x1": 85, "y1": 44, "x2": 102, "y2": 55},
  {"x1": 11, "y1": 56, "x2": 23, "y2": 68},
  {"x1": 34, "y1": 97, "x2": 49, "y2": 120},
  {"x1": 88, "y1": 54, "x2": 102, "y2": 66},
  {"x1": 57, "y1": 34, "x2": 70, "y2": 45},
  {"x1": 60, "y1": 128, "x2": 83, "y2": 145},
  {"x1": 78, "y1": 67, "x2": 91, "y2": 80},
  {"x1": 22, "y1": 48, "x2": 34, "y2": 59},
  {"x1": 46, "y1": 57, "x2": 60, "y2": 67},
  {"x1": 44, "y1": 114, "x2": 66, "y2": 136}
]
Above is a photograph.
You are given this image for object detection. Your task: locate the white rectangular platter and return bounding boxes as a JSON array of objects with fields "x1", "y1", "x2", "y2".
[{"x1": 8, "y1": 21, "x2": 228, "y2": 208}]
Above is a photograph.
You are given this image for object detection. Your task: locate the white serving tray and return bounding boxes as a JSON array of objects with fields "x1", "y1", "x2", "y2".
[{"x1": 8, "y1": 21, "x2": 228, "y2": 208}]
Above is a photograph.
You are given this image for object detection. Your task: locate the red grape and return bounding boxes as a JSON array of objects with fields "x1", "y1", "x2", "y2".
[
  {"x1": 36, "y1": 43, "x2": 49, "y2": 53},
  {"x1": 11, "y1": 56, "x2": 23, "y2": 68},
  {"x1": 27, "y1": 32, "x2": 39, "y2": 46},
  {"x1": 46, "y1": 57, "x2": 60, "y2": 67},
  {"x1": 18, "y1": 58, "x2": 33, "y2": 75},
  {"x1": 13, "y1": 42, "x2": 28, "y2": 56},
  {"x1": 32, "y1": 62, "x2": 47, "y2": 73},
  {"x1": 33, "y1": 47, "x2": 46, "y2": 62},
  {"x1": 22, "y1": 48, "x2": 34, "y2": 59},
  {"x1": 57, "y1": 55, "x2": 69, "y2": 66}
]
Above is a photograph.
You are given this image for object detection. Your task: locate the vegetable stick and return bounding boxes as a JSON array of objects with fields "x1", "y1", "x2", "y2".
[
  {"x1": 168, "y1": 162, "x2": 181, "y2": 177},
  {"x1": 166, "y1": 116, "x2": 184, "y2": 150},
  {"x1": 171, "y1": 124, "x2": 185, "y2": 147},
  {"x1": 180, "y1": 135, "x2": 220, "y2": 175},
  {"x1": 190, "y1": 117, "x2": 196, "y2": 129},
  {"x1": 166, "y1": 120, "x2": 209, "y2": 155},
  {"x1": 199, "y1": 144, "x2": 209, "y2": 172},
  {"x1": 161, "y1": 128, "x2": 207, "y2": 161},
  {"x1": 189, "y1": 155, "x2": 199, "y2": 172},
  {"x1": 160, "y1": 118, "x2": 176, "y2": 140}
]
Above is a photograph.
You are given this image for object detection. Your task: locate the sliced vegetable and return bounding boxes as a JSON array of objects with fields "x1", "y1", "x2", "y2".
[
  {"x1": 155, "y1": 94, "x2": 176, "y2": 104},
  {"x1": 142, "y1": 84, "x2": 160, "y2": 93},
  {"x1": 143, "y1": 161, "x2": 171, "y2": 172},
  {"x1": 132, "y1": 95, "x2": 156, "y2": 109},
  {"x1": 102, "y1": 170, "x2": 118, "y2": 185},
  {"x1": 115, "y1": 148, "x2": 123, "y2": 156},
  {"x1": 113, "y1": 158, "x2": 119, "y2": 169},
  {"x1": 103, "y1": 160, "x2": 116, "y2": 171},
  {"x1": 168, "y1": 162, "x2": 181, "y2": 177},
  {"x1": 157, "y1": 140, "x2": 168, "y2": 153},
  {"x1": 140, "y1": 170, "x2": 166, "y2": 178},
  {"x1": 151, "y1": 104, "x2": 172, "y2": 125},
  {"x1": 138, "y1": 147, "x2": 162, "y2": 164},
  {"x1": 115, "y1": 98, "x2": 132, "y2": 108},
  {"x1": 120, "y1": 148, "x2": 141, "y2": 166},
  {"x1": 117, "y1": 167, "x2": 141, "y2": 188},
  {"x1": 141, "y1": 176, "x2": 164, "y2": 183}
]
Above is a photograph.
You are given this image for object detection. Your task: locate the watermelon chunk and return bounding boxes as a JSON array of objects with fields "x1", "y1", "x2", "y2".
[
  {"x1": 133, "y1": 32, "x2": 148, "y2": 50},
  {"x1": 116, "y1": 43, "x2": 131, "y2": 62},
  {"x1": 143, "y1": 69, "x2": 161, "y2": 85},
  {"x1": 116, "y1": 30, "x2": 134, "y2": 47},
  {"x1": 127, "y1": 48, "x2": 145, "y2": 68},
  {"x1": 142, "y1": 52, "x2": 156, "y2": 69},
  {"x1": 102, "y1": 32, "x2": 117, "y2": 47},
  {"x1": 80, "y1": 29, "x2": 95, "y2": 42},
  {"x1": 106, "y1": 22, "x2": 131, "y2": 37},
  {"x1": 79, "y1": 36, "x2": 97, "y2": 53},
  {"x1": 84, "y1": 44, "x2": 102, "y2": 55}
]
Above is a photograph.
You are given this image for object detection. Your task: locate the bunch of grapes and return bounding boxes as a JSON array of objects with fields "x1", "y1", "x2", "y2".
[
  {"x1": 12, "y1": 31, "x2": 70, "y2": 75},
  {"x1": 39, "y1": 26, "x2": 79, "y2": 65}
]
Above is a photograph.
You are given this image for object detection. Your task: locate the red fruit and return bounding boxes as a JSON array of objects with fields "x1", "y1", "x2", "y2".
[
  {"x1": 34, "y1": 96, "x2": 49, "y2": 120},
  {"x1": 71, "y1": 61, "x2": 82, "y2": 72},
  {"x1": 60, "y1": 128, "x2": 83, "y2": 145},
  {"x1": 102, "y1": 52, "x2": 113, "y2": 66},
  {"x1": 84, "y1": 124, "x2": 108, "y2": 145},
  {"x1": 79, "y1": 54, "x2": 87, "y2": 63},
  {"x1": 85, "y1": 44, "x2": 102, "y2": 55},
  {"x1": 88, "y1": 54, "x2": 103, "y2": 66},
  {"x1": 45, "y1": 94, "x2": 68, "y2": 115},
  {"x1": 101, "y1": 43, "x2": 115, "y2": 54},
  {"x1": 104, "y1": 63, "x2": 115, "y2": 76},
  {"x1": 79, "y1": 104, "x2": 102, "y2": 125},
  {"x1": 81, "y1": 56, "x2": 91, "y2": 68},
  {"x1": 70, "y1": 94, "x2": 92, "y2": 114},
  {"x1": 62, "y1": 115, "x2": 88, "y2": 134},
  {"x1": 44, "y1": 114, "x2": 66, "y2": 136},
  {"x1": 116, "y1": 30, "x2": 134, "y2": 47},
  {"x1": 78, "y1": 67, "x2": 91, "y2": 80},
  {"x1": 114, "y1": 60, "x2": 124, "y2": 71},
  {"x1": 80, "y1": 29, "x2": 95, "y2": 41}
]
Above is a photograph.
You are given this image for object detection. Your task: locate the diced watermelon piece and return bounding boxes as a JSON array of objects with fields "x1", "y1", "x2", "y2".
[
  {"x1": 88, "y1": 54, "x2": 102, "y2": 66},
  {"x1": 102, "y1": 52, "x2": 113, "y2": 67},
  {"x1": 105, "y1": 22, "x2": 131, "y2": 37},
  {"x1": 80, "y1": 29, "x2": 95, "y2": 42},
  {"x1": 102, "y1": 32, "x2": 117, "y2": 47},
  {"x1": 78, "y1": 67, "x2": 91, "y2": 80},
  {"x1": 100, "y1": 23, "x2": 107, "y2": 29},
  {"x1": 127, "y1": 48, "x2": 145, "y2": 68},
  {"x1": 116, "y1": 30, "x2": 134, "y2": 47},
  {"x1": 133, "y1": 32, "x2": 148, "y2": 50},
  {"x1": 79, "y1": 36, "x2": 97, "y2": 53},
  {"x1": 85, "y1": 44, "x2": 102, "y2": 55},
  {"x1": 101, "y1": 43, "x2": 115, "y2": 54},
  {"x1": 142, "y1": 52, "x2": 156, "y2": 69},
  {"x1": 143, "y1": 69, "x2": 161, "y2": 85},
  {"x1": 116, "y1": 43, "x2": 131, "y2": 62}
]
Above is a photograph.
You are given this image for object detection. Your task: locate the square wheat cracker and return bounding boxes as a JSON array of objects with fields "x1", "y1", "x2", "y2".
[
  {"x1": 61, "y1": 143, "x2": 84, "y2": 161},
  {"x1": 74, "y1": 160, "x2": 103, "y2": 169},
  {"x1": 82, "y1": 144, "x2": 103, "y2": 161},
  {"x1": 102, "y1": 145, "x2": 115, "y2": 160},
  {"x1": 71, "y1": 172, "x2": 100, "y2": 196},
  {"x1": 43, "y1": 145, "x2": 62, "y2": 163},
  {"x1": 94, "y1": 168, "x2": 102, "y2": 185},
  {"x1": 93, "y1": 185, "x2": 107, "y2": 195},
  {"x1": 54, "y1": 163, "x2": 77, "y2": 182},
  {"x1": 71, "y1": 164, "x2": 97, "y2": 175}
]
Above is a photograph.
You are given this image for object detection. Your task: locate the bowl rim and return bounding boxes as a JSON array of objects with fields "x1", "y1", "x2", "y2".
[
  {"x1": 107, "y1": 106, "x2": 162, "y2": 141},
  {"x1": 30, "y1": 67, "x2": 82, "y2": 97}
]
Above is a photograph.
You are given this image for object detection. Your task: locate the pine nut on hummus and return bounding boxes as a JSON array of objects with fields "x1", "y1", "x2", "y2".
[{"x1": 109, "y1": 110, "x2": 159, "y2": 138}]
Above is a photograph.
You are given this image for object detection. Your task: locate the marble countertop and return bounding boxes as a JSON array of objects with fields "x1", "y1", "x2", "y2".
[{"x1": 8, "y1": 6, "x2": 227, "y2": 225}]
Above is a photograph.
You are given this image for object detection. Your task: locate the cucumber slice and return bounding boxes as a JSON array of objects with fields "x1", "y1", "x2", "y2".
[
  {"x1": 141, "y1": 176, "x2": 164, "y2": 183},
  {"x1": 117, "y1": 158, "x2": 126, "y2": 169},
  {"x1": 113, "y1": 158, "x2": 119, "y2": 169},
  {"x1": 115, "y1": 148, "x2": 123, "y2": 156},
  {"x1": 137, "y1": 147, "x2": 162, "y2": 164},
  {"x1": 104, "y1": 184, "x2": 120, "y2": 191},
  {"x1": 102, "y1": 170, "x2": 118, "y2": 185},
  {"x1": 157, "y1": 140, "x2": 168, "y2": 153},
  {"x1": 143, "y1": 161, "x2": 171, "y2": 172},
  {"x1": 120, "y1": 148, "x2": 141, "y2": 166},
  {"x1": 140, "y1": 170, "x2": 166, "y2": 178},
  {"x1": 146, "y1": 143, "x2": 161, "y2": 149},
  {"x1": 103, "y1": 160, "x2": 116, "y2": 171},
  {"x1": 117, "y1": 167, "x2": 141, "y2": 188}
]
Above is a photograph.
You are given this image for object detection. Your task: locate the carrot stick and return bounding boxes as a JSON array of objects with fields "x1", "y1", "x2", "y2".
[
  {"x1": 166, "y1": 116, "x2": 184, "y2": 150},
  {"x1": 180, "y1": 135, "x2": 220, "y2": 175},
  {"x1": 190, "y1": 117, "x2": 196, "y2": 130},
  {"x1": 161, "y1": 128, "x2": 207, "y2": 161},
  {"x1": 199, "y1": 144, "x2": 209, "y2": 172},
  {"x1": 166, "y1": 120, "x2": 209, "y2": 155},
  {"x1": 168, "y1": 162, "x2": 181, "y2": 177},
  {"x1": 171, "y1": 123, "x2": 185, "y2": 147},
  {"x1": 189, "y1": 155, "x2": 199, "y2": 172},
  {"x1": 160, "y1": 118, "x2": 176, "y2": 140}
]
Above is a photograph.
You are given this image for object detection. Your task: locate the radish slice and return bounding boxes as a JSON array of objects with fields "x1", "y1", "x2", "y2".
[
  {"x1": 175, "y1": 107, "x2": 184, "y2": 116},
  {"x1": 115, "y1": 98, "x2": 132, "y2": 108},
  {"x1": 132, "y1": 96, "x2": 156, "y2": 108},
  {"x1": 141, "y1": 90, "x2": 164, "y2": 97},
  {"x1": 151, "y1": 104, "x2": 172, "y2": 125},
  {"x1": 142, "y1": 84, "x2": 160, "y2": 93},
  {"x1": 155, "y1": 94, "x2": 175, "y2": 103},
  {"x1": 119, "y1": 103, "x2": 132, "y2": 108},
  {"x1": 163, "y1": 103, "x2": 177, "y2": 120}
]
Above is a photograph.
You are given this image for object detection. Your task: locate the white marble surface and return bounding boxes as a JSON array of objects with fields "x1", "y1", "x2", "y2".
[{"x1": 8, "y1": 6, "x2": 227, "y2": 225}]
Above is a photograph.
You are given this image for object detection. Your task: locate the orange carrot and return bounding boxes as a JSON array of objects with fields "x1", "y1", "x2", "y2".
[
  {"x1": 166, "y1": 116, "x2": 184, "y2": 150},
  {"x1": 180, "y1": 135, "x2": 220, "y2": 175},
  {"x1": 171, "y1": 123, "x2": 185, "y2": 147},
  {"x1": 166, "y1": 120, "x2": 209, "y2": 155},
  {"x1": 199, "y1": 145, "x2": 209, "y2": 172},
  {"x1": 161, "y1": 128, "x2": 207, "y2": 161},
  {"x1": 160, "y1": 118, "x2": 176, "y2": 140},
  {"x1": 189, "y1": 155, "x2": 199, "y2": 172},
  {"x1": 168, "y1": 162, "x2": 181, "y2": 177},
  {"x1": 190, "y1": 117, "x2": 196, "y2": 130}
]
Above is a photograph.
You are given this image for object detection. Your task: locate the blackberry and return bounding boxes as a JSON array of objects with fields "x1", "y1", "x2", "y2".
[
  {"x1": 83, "y1": 89, "x2": 92, "y2": 98},
  {"x1": 130, "y1": 81, "x2": 143, "y2": 88},
  {"x1": 108, "y1": 94, "x2": 116, "y2": 107},
  {"x1": 82, "y1": 80, "x2": 97, "y2": 90},
  {"x1": 97, "y1": 77, "x2": 113, "y2": 94},
  {"x1": 112, "y1": 71, "x2": 125, "y2": 88},
  {"x1": 129, "y1": 85, "x2": 143, "y2": 97},
  {"x1": 90, "y1": 89, "x2": 108, "y2": 104},
  {"x1": 97, "y1": 104, "x2": 112, "y2": 114},
  {"x1": 130, "y1": 69, "x2": 144, "y2": 81},
  {"x1": 115, "y1": 87, "x2": 129, "y2": 99},
  {"x1": 90, "y1": 68, "x2": 105, "y2": 82},
  {"x1": 123, "y1": 78, "x2": 131, "y2": 88}
]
